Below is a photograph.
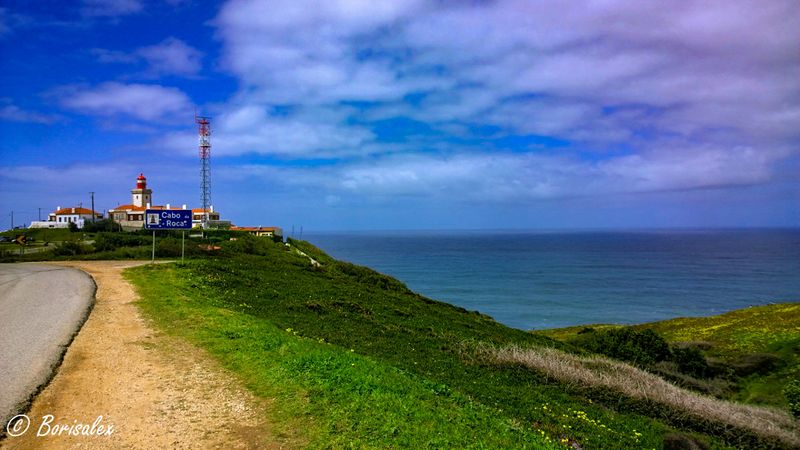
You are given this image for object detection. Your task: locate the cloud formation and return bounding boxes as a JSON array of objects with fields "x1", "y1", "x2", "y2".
[
  {"x1": 81, "y1": 0, "x2": 142, "y2": 18},
  {"x1": 226, "y1": 145, "x2": 778, "y2": 204},
  {"x1": 0, "y1": 101, "x2": 56, "y2": 124},
  {"x1": 136, "y1": 37, "x2": 203, "y2": 77},
  {"x1": 93, "y1": 37, "x2": 203, "y2": 77},
  {"x1": 61, "y1": 82, "x2": 192, "y2": 122},
  {"x1": 210, "y1": 0, "x2": 800, "y2": 201},
  {"x1": 3, "y1": 0, "x2": 797, "y2": 229}
]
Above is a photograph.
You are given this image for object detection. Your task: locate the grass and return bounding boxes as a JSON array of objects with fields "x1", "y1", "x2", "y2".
[
  {"x1": 536, "y1": 303, "x2": 800, "y2": 409},
  {"x1": 484, "y1": 345, "x2": 799, "y2": 447},
  {"x1": 127, "y1": 263, "x2": 561, "y2": 449},
  {"x1": 119, "y1": 237, "x2": 800, "y2": 448},
  {"x1": 637, "y1": 304, "x2": 800, "y2": 408},
  {"x1": 633, "y1": 303, "x2": 800, "y2": 358},
  {"x1": 0, "y1": 228, "x2": 232, "y2": 262}
]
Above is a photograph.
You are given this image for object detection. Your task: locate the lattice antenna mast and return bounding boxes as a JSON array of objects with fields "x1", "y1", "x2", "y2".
[{"x1": 196, "y1": 115, "x2": 211, "y2": 229}]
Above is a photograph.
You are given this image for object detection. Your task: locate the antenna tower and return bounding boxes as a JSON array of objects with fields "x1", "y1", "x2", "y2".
[{"x1": 196, "y1": 115, "x2": 211, "y2": 228}]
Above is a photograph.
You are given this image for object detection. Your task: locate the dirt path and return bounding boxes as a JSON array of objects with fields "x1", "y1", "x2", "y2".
[{"x1": 2, "y1": 261, "x2": 282, "y2": 449}]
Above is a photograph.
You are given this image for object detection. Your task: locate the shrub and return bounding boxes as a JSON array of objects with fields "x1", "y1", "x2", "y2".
[
  {"x1": 663, "y1": 433, "x2": 710, "y2": 450},
  {"x1": 574, "y1": 328, "x2": 672, "y2": 366},
  {"x1": 83, "y1": 219, "x2": 122, "y2": 233},
  {"x1": 52, "y1": 241, "x2": 92, "y2": 256},
  {"x1": 335, "y1": 261, "x2": 410, "y2": 293},
  {"x1": 784, "y1": 379, "x2": 800, "y2": 418},
  {"x1": 222, "y1": 234, "x2": 285, "y2": 256},
  {"x1": 93, "y1": 232, "x2": 150, "y2": 252},
  {"x1": 730, "y1": 353, "x2": 780, "y2": 376},
  {"x1": 671, "y1": 346, "x2": 710, "y2": 378},
  {"x1": 155, "y1": 237, "x2": 182, "y2": 257}
]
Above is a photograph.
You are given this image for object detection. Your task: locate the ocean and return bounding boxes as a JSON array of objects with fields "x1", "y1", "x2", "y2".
[{"x1": 302, "y1": 229, "x2": 800, "y2": 331}]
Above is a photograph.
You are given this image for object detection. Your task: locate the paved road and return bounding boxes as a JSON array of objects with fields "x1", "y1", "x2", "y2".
[{"x1": 0, "y1": 263, "x2": 95, "y2": 431}]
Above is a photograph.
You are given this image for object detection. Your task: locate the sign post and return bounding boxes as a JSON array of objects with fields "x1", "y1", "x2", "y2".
[{"x1": 145, "y1": 209, "x2": 193, "y2": 263}]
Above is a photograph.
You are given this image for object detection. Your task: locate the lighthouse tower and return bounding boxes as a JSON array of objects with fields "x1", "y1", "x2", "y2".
[{"x1": 131, "y1": 173, "x2": 152, "y2": 207}]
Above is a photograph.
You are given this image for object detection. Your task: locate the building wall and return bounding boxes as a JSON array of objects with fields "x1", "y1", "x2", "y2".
[
  {"x1": 116, "y1": 220, "x2": 145, "y2": 231},
  {"x1": 29, "y1": 221, "x2": 69, "y2": 229},
  {"x1": 32, "y1": 213, "x2": 96, "y2": 229}
]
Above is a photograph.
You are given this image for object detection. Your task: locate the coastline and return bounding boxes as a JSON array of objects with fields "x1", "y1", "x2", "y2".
[{"x1": 306, "y1": 229, "x2": 800, "y2": 331}]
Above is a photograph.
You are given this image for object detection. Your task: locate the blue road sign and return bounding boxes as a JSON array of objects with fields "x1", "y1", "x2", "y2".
[{"x1": 145, "y1": 209, "x2": 192, "y2": 230}]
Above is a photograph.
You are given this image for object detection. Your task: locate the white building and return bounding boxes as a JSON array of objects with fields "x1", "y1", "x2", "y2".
[{"x1": 29, "y1": 206, "x2": 102, "y2": 229}]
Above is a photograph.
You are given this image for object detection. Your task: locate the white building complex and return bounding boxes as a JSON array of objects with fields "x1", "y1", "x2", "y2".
[{"x1": 29, "y1": 207, "x2": 102, "y2": 229}]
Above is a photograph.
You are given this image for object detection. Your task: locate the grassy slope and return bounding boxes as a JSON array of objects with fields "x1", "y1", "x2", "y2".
[
  {"x1": 123, "y1": 238, "x2": 786, "y2": 449},
  {"x1": 128, "y1": 265, "x2": 559, "y2": 449},
  {"x1": 635, "y1": 303, "x2": 800, "y2": 407},
  {"x1": 536, "y1": 303, "x2": 800, "y2": 408}
]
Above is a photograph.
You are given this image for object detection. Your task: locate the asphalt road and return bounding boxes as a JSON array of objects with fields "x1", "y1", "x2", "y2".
[{"x1": 0, "y1": 263, "x2": 95, "y2": 431}]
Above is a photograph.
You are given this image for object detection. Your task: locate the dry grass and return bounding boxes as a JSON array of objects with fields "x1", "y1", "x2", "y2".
[{"x1": 482, "y1": 344, "x2": 800, "y2": 447}]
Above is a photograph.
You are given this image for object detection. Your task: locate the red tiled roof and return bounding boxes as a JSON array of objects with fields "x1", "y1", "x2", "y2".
[
  {"x1": 53, "y1": 207, "x2": 102, "y2": 216},
  {"x1": 191, "y1": 208, "x2": 219, "y2": 213}
]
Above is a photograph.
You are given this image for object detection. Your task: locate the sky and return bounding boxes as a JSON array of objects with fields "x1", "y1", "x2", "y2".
[{"x1": 1, "y1": 0, "x2": 798, "y2": 231}]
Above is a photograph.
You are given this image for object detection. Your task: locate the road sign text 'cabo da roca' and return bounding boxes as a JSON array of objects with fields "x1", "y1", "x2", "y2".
[{"x1": 144, "y1": 210, "x2": 192, "y2": 230}]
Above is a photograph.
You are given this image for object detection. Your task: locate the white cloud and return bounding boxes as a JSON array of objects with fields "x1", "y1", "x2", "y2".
[
  {"x1": 137, "y1": 38, "x2": 202, "y2": 77},
  {"x1": 81, "y1": 0, "x2": 143, "y2": 17},
  {"x1": 93, "y1": 38, "x2": 203, "y2": 77},
  {"x1": 225, "y1": 146, "x2": 784, "y2": 203},
  {"x1": 91, "y1": 48, "x2": 137, "y2": 63},
  {"x1": 200, "y1": 0, "x2": 800, "y2": 202},
  {"x1": 61, "y1": 82, "x2": 193, "y2": 121},
  {"x1": 162, "y1": 104, "x2": 375, "y2": 158},
  {"x1": 0, "y1": 102, "x2": 56, "y2": 124},
  {"x1": 0, "y1": 162, "x2": 198, "y2": 216},
  {"x1": 214, "y1": 0, "x2": 800, "y2": 149}
]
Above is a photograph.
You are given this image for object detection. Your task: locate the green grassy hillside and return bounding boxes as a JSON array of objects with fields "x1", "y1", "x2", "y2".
[
  {"x1": 125, "y1": 237, "x2": 799, "y2": 449},
  {"x1": 536, "y1": 303, "x2": 800, "y2": 411}
]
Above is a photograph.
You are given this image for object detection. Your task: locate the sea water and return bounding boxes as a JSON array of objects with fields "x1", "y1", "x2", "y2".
[{"x1": 303, "y1": 229, "x2": 800, "y2": 330}]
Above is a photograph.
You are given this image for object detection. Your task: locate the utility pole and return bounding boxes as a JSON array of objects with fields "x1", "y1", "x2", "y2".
[
  {"x1": 10, "y1": 211, "x2": 13, "y2": 230},
  {"x1": 38, "y1": 208, "x2": 41, "y2": 221},
  {"x1": 90, "y1": 192, "x2": 96, "y2": 222}
]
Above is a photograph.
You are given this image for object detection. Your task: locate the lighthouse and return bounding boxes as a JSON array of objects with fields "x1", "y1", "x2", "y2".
[{"x1": 131, "y1": 173, "x2": 152, "y2": 207}]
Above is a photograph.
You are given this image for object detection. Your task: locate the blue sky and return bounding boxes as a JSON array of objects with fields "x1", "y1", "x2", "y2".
[{"x1": 1, "y1": 0, "x2": 798, "y2": 231}]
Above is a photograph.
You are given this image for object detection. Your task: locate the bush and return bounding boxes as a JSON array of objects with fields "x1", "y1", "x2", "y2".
[
  {"x1": 784, "y1": 379, "x2": 800, "y2": 418},
  {"x1": 574, "y1": 328, "x2": 672, "y2": 366},
  {"x1": 671, "y1": 346, "x2": 710, "y2": 378},
  {"x1": 93, "y1": 232, "x2": 150, "y2": 252},
  {"x1": 222, "y1": 234, "x2": 284, "y2": 256},
  {"x1": 730, "y1": 353, "x2": 780, "y2": 376},
  {"x1": 335, "y1": 261, "x2": 410, "y2": 293},
  {"x1": 155, "y1": 237, "x2": 182, "y2": 257},
  {"x1": 83, "y1": 219, "x2": 122, "y2": 233},
  {"x1": 52, "y1": 241, "x2": 92, "y2": 256}
]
